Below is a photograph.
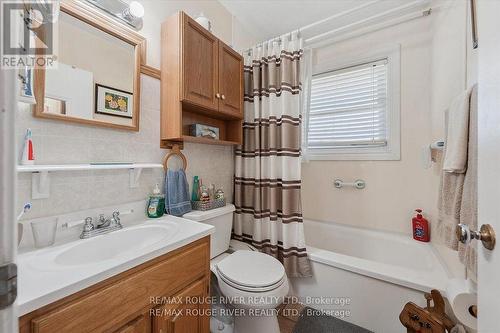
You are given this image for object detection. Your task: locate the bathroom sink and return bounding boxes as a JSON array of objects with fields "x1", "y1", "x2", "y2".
[
  {"x1": 54, "y1": 224, "x2": 177, "y2": 266},
  {"x1": 17, "y1": 216, "x2": 215, "y2": 316}
]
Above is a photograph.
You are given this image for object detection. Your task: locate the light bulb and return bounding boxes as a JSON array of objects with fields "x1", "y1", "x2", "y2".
[{"x1": 128, "y1": 1, "x2": 144, "y2": 19}]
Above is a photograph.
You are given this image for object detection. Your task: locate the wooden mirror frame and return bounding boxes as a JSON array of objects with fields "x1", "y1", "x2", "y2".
[{"x1": 32, "y1": 0, "x2": 146, "y2": 131}]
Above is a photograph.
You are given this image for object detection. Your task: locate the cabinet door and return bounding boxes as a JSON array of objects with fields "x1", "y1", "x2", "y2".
[
  {"x1": 153, "y1": 279, "x2": 209, "y2": 333},
  {"x1": 218, "y1": 42, "x2": 243, "y2": 116},
  {"x1": 182, "y1": 14, "x2": 219, "y2": 111},
  {"x1": 114, "y1": 315, "x2": 149, "y2": 333}
]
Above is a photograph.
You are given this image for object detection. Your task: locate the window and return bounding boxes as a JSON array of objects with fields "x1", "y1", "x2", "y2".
[{"x1": 304, "y1": 47, "x2": 400, "y2": 160}]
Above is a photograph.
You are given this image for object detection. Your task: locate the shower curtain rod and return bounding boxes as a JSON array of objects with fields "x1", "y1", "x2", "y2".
[
  {"x1": 243, "y1": 0, "x2": 431, "y2": 55},
  {"x1": 243, "y1": 0, "x2": 378, "y2": 54},
  {"x1": 305, "y1": 7, "x2": 432, "y2": 50}
]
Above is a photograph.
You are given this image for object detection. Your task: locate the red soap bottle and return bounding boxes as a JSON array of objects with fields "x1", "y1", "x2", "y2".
[{"x1": 412, "y1": 209, "x2": 430, "y2": 242}]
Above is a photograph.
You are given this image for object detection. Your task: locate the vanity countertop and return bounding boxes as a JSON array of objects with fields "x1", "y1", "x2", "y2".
[{"x1": 17, "y1": 215, "x2": 214, "y2": 316}]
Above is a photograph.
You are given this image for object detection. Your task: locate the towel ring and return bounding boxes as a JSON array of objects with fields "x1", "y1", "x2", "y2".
[{"x1": 163, "y1": 144, "x2": 187, "y2": 171}]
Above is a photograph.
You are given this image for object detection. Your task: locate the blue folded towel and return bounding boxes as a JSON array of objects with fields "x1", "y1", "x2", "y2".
[{"x1": 165, "y1": 169, "x2": 192, "y2": 216}]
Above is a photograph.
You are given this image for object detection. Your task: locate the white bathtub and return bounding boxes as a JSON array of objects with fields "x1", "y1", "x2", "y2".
[{"x1": 290, "y1": 219, "x2": 450, "y2": 333}]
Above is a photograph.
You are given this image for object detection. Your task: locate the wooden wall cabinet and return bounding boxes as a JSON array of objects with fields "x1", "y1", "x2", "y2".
[
  {"x1": 181, "y1": 16, "x2": 219, "y2": 112},
  {"x1": 218, "y1": 43, "x2": 244, "y2": 116},
  {"x1": 19, "y1": 237, "x2": 211, "y2": 333},
  {"x1": 161, "y1": 12, "x2": 244, "y2": 148}
]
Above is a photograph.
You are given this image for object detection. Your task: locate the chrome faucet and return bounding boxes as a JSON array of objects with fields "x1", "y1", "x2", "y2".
[
  {"x1": 97, "y1": 214, "x2": 110, "y2": 228},
  {"x1": 80, "y1": 211, "x2": 123, "y2": 239}
]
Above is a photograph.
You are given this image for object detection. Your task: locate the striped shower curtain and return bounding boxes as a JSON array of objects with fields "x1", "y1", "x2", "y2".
[{"x1": 233, "y1": 32, "x2": 312, "y2": 278}]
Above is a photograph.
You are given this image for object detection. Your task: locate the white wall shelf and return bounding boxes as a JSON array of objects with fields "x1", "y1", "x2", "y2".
[{"x1": 17, "y1": 163, "x2": 164, "y2": 199}]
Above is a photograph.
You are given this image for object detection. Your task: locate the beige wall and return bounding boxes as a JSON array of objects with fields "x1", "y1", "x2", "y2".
[
  {"x1": 16, "y1": 0, "x2": 255, "y2": 220},
  {"x1": 301, "y1": 1, "x2": 472, "y2": 279},
  {"x1": 17, "y1": 75, "x2": 234, "y2": 219},
  {"x1": 430, "y1": 0, "x2": 467, "y2": 142},
  {"x1": 302, "y1": 17, "x2": 437, "y2": 235},
  {"x1": 429, "y1": 0, "x2": 475, "y2": 279}
]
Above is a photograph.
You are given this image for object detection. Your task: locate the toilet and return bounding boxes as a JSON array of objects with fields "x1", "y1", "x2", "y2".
[{"x1": 183, "y1": 204, "x2": 289, "y2": 333}]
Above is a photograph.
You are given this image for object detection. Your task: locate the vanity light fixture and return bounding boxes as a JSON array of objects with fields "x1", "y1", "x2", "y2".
[
  {"x1": 123, "y1": 1, "x2": 144, "y2": 20},
  {"x1": 85, "y1": 0, "x2": 144, "y2": 29}
]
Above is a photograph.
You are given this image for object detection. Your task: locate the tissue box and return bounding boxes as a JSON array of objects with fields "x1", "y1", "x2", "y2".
[{"x1": 189, "y1": 124, "x2": 220, "y2": 140}]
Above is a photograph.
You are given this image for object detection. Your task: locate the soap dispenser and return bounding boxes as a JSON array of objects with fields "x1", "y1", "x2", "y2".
[
  {"x1": 412, "y1": 209, "x2": 430, "y2": 242},
  {"x1": 147, "y1": 184, "x2": 165, "y2": 218}
]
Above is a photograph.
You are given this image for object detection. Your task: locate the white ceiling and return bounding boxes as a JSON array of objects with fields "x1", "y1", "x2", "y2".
[{"x1": 219, "y1": 0, "x2": 427, "y2": 43}]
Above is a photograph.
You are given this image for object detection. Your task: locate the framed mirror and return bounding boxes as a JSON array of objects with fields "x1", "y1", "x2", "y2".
[{"x1": 33, "y1": 1, "x2": 146, "y2": 131}]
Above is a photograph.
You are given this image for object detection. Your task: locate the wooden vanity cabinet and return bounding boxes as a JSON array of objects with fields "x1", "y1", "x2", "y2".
[
  {"x1": 161, "y1": 12, "x2": 243, "y2": 148},
  {"x1": 114, "y1": 314, "x2": 149, "y2": 333},
  {"x1": 153, "y1": 279, "x2": 209, "y2": 333},
  {"x1": 19, "y1": 237, "x2": 211, "y2": 333}
]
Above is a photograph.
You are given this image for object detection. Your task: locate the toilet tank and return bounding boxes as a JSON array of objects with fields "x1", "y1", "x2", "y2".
[{"x1": 183, "y1": 204, "x2": 235, "y2": 259}]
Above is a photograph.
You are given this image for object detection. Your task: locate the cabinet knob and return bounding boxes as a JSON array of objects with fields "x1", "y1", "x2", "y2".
[
  {"x1": 216, "y1": 93, "x2": 221, "y2": 98},
  {"x1": 221, "y1": 94, "x2": 226, "y2": 100}
]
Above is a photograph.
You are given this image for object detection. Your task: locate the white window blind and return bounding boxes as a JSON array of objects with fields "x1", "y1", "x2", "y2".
[{"x1": 307, "y1": 59, "x2": 388, "y2": 150}]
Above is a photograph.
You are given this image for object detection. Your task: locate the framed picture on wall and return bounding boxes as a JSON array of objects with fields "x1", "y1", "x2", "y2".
[{"x1": 95, "y1": 84, "x2": 133, "y2": 118}]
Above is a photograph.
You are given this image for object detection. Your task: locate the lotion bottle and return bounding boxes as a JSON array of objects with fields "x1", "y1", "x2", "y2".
[{"x1": 412, "y1": 209, "x2": 430, "y2": 242}]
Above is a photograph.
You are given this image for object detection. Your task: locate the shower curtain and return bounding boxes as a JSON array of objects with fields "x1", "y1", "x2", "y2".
[{"x1": 233, "y1": 32, "x2": 312, "y2": 278}]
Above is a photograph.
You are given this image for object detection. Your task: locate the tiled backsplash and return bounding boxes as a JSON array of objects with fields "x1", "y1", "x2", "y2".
[{"x1": 17, "y1": 75, "x2": 234, "y2": 220}]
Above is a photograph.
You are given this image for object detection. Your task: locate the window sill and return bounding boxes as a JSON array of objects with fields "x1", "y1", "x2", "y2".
[{"x1": 302, "y1": 149, "x2": 401, "y2": 161}]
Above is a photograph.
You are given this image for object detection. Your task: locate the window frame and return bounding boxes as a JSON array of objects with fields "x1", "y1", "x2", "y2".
[{"x1": 303, "y1": 44, "x2": 401, "y2": 161}]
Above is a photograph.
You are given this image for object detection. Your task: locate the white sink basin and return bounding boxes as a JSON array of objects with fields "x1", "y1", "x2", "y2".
[
  {"x1": 17, "y1": 216, "x2": 215, "y2": 316},
  {"x1": 54, "y1": 224, "x2": 177, "y2": 266}
]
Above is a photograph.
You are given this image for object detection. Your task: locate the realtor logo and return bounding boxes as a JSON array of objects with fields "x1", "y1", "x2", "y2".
[{"x1": 1, "y1": 1, "x2": 58, "y2": 68}]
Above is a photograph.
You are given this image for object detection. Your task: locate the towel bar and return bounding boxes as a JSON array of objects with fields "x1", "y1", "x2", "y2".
[{"x1": 333, "y1": 179, "x2": 366, "y2": 189}]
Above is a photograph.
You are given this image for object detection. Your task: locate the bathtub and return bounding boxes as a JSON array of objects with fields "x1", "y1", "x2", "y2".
[{"x1": 290, "y1": 219, "x2": 450, "y2": 333}]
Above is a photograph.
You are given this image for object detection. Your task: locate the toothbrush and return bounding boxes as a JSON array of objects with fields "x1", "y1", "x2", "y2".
[
  {"x1": 17, "y1": 202, "x2": 32, "y2": 220},
  {"x1": 21, "y1": 129, "x2": 35, "y2": 165}
]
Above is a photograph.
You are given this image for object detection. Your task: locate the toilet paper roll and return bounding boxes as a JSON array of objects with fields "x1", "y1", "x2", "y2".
[{"x1": 446, "y1": 278, "x2": 477, "y2": 330}]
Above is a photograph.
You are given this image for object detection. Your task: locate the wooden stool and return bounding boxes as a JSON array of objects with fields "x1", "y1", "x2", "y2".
[{"x1": 399, "y1": 290, "x2": 455, "y2": 333}]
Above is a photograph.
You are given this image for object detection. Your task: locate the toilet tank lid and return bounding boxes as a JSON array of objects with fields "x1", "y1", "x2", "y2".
[{"x1": 183, "y1": 204, "x2": 235, "y2": 221}]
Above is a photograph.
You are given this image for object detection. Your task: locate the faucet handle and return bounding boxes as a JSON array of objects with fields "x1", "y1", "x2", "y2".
[
  {"x1": 111, "y1": 211, "x2": 122, "y2": 227},
  {"x1": 83, "y1": 217, "x2": 94, "y2": 232}
]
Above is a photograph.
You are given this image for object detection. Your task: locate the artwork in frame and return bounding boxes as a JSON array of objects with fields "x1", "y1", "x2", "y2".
[{"x1": 95, "y1": 84, "x2": 133, "y2": 118}]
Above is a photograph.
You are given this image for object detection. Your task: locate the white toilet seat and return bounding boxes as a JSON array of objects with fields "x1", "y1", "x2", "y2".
[
  {"x1": 216, "y1": 266, "x2": 286, "y2": 292},
  {"x1": 215, "y1": 250, "x2": 286, "y2": 292},
  {"x1": 211, "y1": 249, "x2": 289, "y2": 333},
  {"x1": 182, "y1": 206, "x2": 286, "y2": 333}
]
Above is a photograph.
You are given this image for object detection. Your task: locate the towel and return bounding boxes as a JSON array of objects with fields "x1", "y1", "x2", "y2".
[
  {"x1": 443, "y1": 89, "x2": 471, "y2": 173},
  {"x1": 438, "y1": 88, "x2": 472, "y2": 250},
  {"x1": 458, "y1": 84, "x2": 478, "y2": 282},
  {"x1": 164, "y1": 169, "x2": 192, "y2": 216}
]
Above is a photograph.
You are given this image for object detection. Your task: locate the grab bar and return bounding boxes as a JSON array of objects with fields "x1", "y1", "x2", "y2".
[{"x1": 333, "y1": 179, "x2": 366, "y2": 189}]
